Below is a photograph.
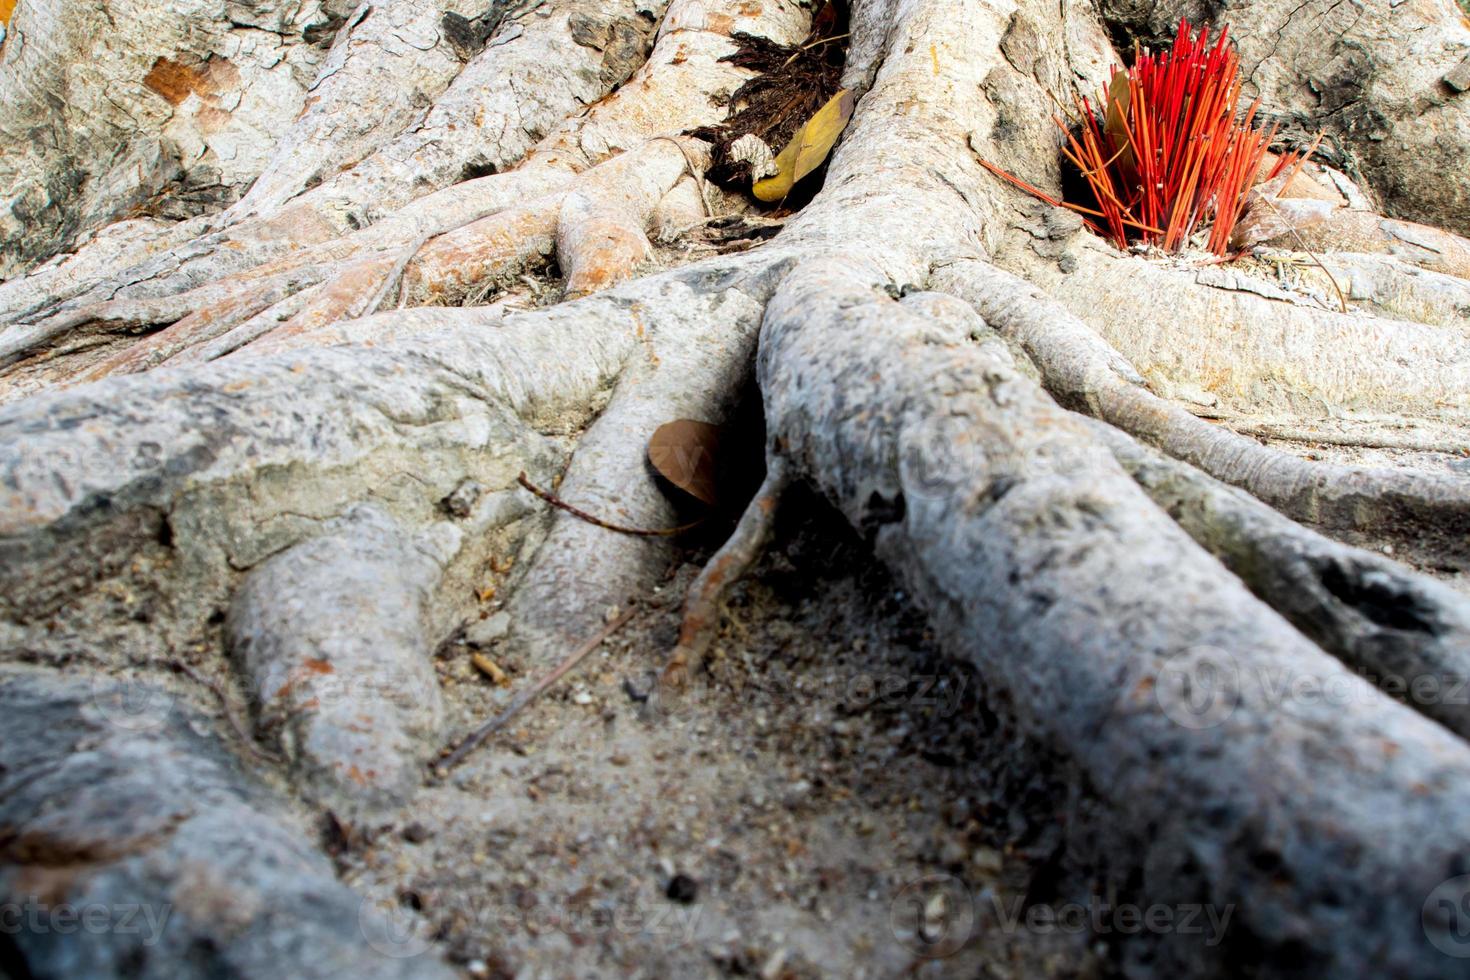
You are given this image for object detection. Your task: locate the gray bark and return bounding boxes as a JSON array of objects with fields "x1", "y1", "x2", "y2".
[{"x1": 2, "y1": 0, "x2": 1470, "y2": 975}]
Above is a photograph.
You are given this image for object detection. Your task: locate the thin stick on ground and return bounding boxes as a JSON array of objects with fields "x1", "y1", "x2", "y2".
[
  {"x1": 169, "y1": 661, "x2": 285, "y2": 764},
  {"x1": 517, "y1": 471, "x2": 704, "y2": 537},
  {"x1": 435, "y1": 604, "x2": 638, "y2": 771},
  {"x1": 661, "y1": 462, "x2": 788, "y2": 692}
]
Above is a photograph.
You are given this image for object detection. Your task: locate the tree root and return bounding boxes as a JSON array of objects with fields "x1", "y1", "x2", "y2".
[
  {"x1": 1093, "y1": 419, "x2": 1470, "y2": 741},
  {"x1": 0, "y1": 0, "x2": 801, "y2": 382},
  {"x1": 254, "y1": 0, "x2": 668, "y2": 227},
  {"x1": 0, "y1": 0, "x2": 662, "y2": 323},
  {"x1": 497, "y1": 249, "x2": 792, "y2": 667},
  {"x1": 994, "y1": 236, "x2": 1470, "y2": 422},
  {"x1": 661, "y1": 459, "x2": 788, "y2": 691},
  {"x1": 7, "y1": 0, "x2": 1470, "y2": 974},
  {"x1": 1243, "y1": 199, "x2": 1470, "y2": 283},
  {"x1": 228, "y1": 505, "x2": 461, "y2": 820},
  {"x1": 0, "y1": 298, "x2": 655, "y2": 659},
  {"x1": 0, "y1": 667, "x2": 455, "y2": 979},
  {"x1": 222, "y1": 0, "x2": 503, "y2": 220},
  {"x1": 760, "y1": 253, "x2": 1470, "y2": 976},
  {"x1": 938, "y1": 258, "x2": 1470, "y2": 570},
  {"x1": 0, "y1": 0, "x2": 341, "y2": 278}
]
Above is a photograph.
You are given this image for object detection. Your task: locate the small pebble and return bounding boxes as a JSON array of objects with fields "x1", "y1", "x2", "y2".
[
  {"x1": 465, "y1": 612, "x2": 511, "y2": 647},
  {"x1": 402, "y1": 822, "x2": 432, "y2": 844},
  {"x1": 665, "y1": 873, "x2": 699, "y2": 904}
]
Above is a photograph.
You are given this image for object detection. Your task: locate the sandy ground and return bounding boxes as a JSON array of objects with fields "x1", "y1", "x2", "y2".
[{"x1": 336, "y1": 488, "x2": 1121, "y2": 979}]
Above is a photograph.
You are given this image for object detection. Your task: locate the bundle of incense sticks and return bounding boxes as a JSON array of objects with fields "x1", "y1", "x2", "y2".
[{"x1": 982, "y1": 18, "x2": 1313, "y2": 256}]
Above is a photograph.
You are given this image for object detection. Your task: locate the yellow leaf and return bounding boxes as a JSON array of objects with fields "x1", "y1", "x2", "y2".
[
  {"x1": 753, "y1": 89, "x2": 855, "y2": 203},
  {"x1": 0, "y1": 0, "x2": 16, "y2": 25},
  {"x1": 1102, "y1": 69, "x2": 1135, "y2": 173}
]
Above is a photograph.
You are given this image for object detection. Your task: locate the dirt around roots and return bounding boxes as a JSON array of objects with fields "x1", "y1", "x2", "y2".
[{"x1": 333, "y1": 489, "x2": 1127, "y2": 979}]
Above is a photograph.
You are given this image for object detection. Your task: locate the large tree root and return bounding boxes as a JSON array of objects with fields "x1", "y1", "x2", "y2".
[
  {"x1": 497, "y1": 249, "x2": 792, "y2": 666},
  {"x1": 228, "y1": 505, "x2": 460, "y2": 820},
  {"x1": 0, "y1": 0, "x2": 670, "y2": 327},
  {"x1": 234, "y1": 0, "x2": 668, "y2": 226},
  {"x1": 668, "y1": 0, "x2": 1470, "y2": 973},
  {"x1": 0, "y1": 244, "x2": 780, "y2": 664},
  {"x1": 936, "y1": 259, "x2": 1470, "y2": 571},
  {"x1": 6, "y1": 0, "x2": 1470, "y2": 974},
  {"x1": 0, "y1": 668, "x2": 455, "y2": 979},
  {"x1": 1093, "y1": 419, "x2": 1470, "y2": 741},
  {"x1": 0, "y1": 0, "x2": 350, "y2": 278},
  {"x1": 757, "y1": 254, "x2": 1470, "y2": 976},
  {"x1": 0, "y1": 136, "x2": 697, "y2": 396},
  {"x1": 0, "y1": 0, "x2": 804, "y2": 394},
  {"x1": 0, "y1": 301, "x2": 635, "y2": 659},
  {"x1": 220, "y1": 0, "x2": 504, "y2": 220},
  {"x1": 994, "y1": 233, "x2": 1470, "y2": 422}
]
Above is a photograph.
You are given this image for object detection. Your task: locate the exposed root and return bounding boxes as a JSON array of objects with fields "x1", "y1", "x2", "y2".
[
  {"x1": 0, "y1": 136, "x2": 704, "y2": 395},
  {"x1": 228, "y1": 505, "x2": 460, "y2": 820},
  {"x1": 1094, "y1": 419, "x2": 1470, "y2": 741},
  {"x1": 993, "y1": 236, "x2": 1470, "y2": 421},
  {"x1": 0, "y1": 0, "x2": 661, "y2": 322},
  {"x1": 65, "y1": 267, "x2": 333, "y2": 384},
  {"x1": 0, "y1": 0, "x2": 338, "y2": 278},
  {"x1": 1314, "y1": 252, "x2": 1470, "y2": 331},
  {"x1": 401, "y1": 137, "x2": 704, "y2": 307},
  {"x1": 939, "y1": 259, "x2": 1470, "y2": 570},
  {"x1": 498, "y1": 249, "x2": 791, "y2": 667},
  {"x1": 660, "y1": 460, "x2": 788, "y2": 692},
  {"x1": 0, "y1": 667, "x2": 454, "y2": 979},
  {"x1": 177, "y1": 288, "x2": 322, "y2": 363},
  {"x1": 223, "y1": 0, "x2": 506, "y2": 220},
  {"x1": 760, "y1": 252, "x2": 1470, "y2": 976},
  {"x1": 0, "y1": 0, "x2": 802, "y2": 381},
  {"x1": 7, "y1": 0, "x2": 1470, "y2": 975},
  {"x1": 242, "y1": 0, "x2": 668, "y2": 225},
  {"x1": 0, "y1": 294, "x2": 666, "y2": 659},
  {"x1": 1217, "y1": 417, "x2": 1470, "y2": 456}
]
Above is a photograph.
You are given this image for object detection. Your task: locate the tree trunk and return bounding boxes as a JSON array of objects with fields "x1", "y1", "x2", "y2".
[{"x1": 3, "y1": 0, "x2": 1470, "y2": 976}]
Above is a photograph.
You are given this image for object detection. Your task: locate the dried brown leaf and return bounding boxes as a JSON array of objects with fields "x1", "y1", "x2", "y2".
[{"x1": 648, "y1": 419, "x2": 722, "y2": 506}]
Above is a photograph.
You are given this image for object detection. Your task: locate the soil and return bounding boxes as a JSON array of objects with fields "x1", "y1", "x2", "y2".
[{"x1": 336, "y1": 488, "x2": 1120, "y2": 979}]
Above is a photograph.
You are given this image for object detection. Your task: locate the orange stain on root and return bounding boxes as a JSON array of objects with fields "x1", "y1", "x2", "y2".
[{"x1": 143, "y1": 56, "x2": 239, "y2": 107}]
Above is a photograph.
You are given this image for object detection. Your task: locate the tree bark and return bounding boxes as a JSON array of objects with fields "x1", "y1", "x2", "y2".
[{"x1": 3, "y1": 0, "x2": 1470, "y2": 976}]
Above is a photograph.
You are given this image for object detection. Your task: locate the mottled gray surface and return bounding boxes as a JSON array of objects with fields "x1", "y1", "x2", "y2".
[
  {"x1": 1, "y1": 0, "x2": 1469, "y2": 976},
  {"x1": 229, "y1": 505, "x2": 458, "y2": 818},
  {"x1": 0, "y1": 668, "x2": 457, "y2": 979},
  {"x1": 0, "y1": 324, "x2": 574, "y2": 662},
  {"x1": 761, "y1": 255, "x2": 1470, "y2": 977},
  {"x1": 1098, "y1": 420, "x2": 1470, "y2": 741}
]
